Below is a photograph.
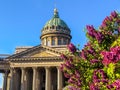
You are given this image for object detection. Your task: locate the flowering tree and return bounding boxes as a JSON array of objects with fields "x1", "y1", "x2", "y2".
[{"x1": 61, "y1": 11, "x2": 120, "y2": 90}]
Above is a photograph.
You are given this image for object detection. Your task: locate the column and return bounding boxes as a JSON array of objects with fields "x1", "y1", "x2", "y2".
[
  {"x1": 56, "y1": 37, "x2": 58, "y2": 45},
  {"x1": 32, "y1": 67, "x2": 38, "y2": 90},
  {"x1": 45, "y1": 67, "x2": 51, "y2": 90},
  {"x1": 21, "y1": 68, "x2": 25, "y2": 90},
  {"x1": 10, "y1": 68, "x2": 14, "y2": 90},
  {"x1": 61, "y1": 38, "x2": 64, "y2": 45},
  {"x1": 57, "y1": 67, "x2": 63, "y2": 90},
  {"x1": 50, "y1": 37, "x2": 52, "y2": 46},
  {"x1": 14, "y1": 70, "x2": 18, "y2": 90},
  {"x1": 7, "y1": 73, "x2": 11, "y2": 90},
  {"x1": 15, "y1": 69, "x2": 21, "y2": 90},
  {"x1": 3, "y1": 70, "x2": 8, "y2": 90}
]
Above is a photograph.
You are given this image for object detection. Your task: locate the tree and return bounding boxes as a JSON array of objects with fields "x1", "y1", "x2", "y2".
[{"x1": 61, "y1": 11, "x2": 120, "y2": 90}]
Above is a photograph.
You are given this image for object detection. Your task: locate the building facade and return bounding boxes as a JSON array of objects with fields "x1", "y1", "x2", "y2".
[{"x1": 0, "y1": 8, "x2": 72, "y2": 90}]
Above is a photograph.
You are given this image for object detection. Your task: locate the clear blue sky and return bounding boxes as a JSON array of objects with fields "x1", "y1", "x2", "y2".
[{"x1": 0, "y1": 0, "x2": 120, "y2": 88}]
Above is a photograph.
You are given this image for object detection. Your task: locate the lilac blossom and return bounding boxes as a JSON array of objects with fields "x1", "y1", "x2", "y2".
[
  {"x1": 67, "y1": 43, "x2": 77, "y2": 53},
  {"x1": 101, "y1": 46, "x2": 120, "y2": 65},
  {"x1": 111, "y1": 11, "x2": 118, "y2": 18}
]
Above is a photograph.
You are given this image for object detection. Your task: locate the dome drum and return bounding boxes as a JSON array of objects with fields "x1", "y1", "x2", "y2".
[
  {"x1": 41, "y1": 29, "x2": 71, "y2": 36},
  {"x1": 41, "y1": 35, "x2": 70, "y2": 46},
  {"x1": 41, "y1": 25, "x2": 71, "y2": 35},
  {"x1": 41, "y1": 33, "x2": 72, "y2": 40}
]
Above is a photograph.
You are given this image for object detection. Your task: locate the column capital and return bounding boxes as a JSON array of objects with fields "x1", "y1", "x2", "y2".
[
  {"x1": 10, "y1": 68, "x2": 15, "y2": 74},
  {"x1": 21, "y1": 67, "x2": 26, "y2": 70},
  {"x1": 56, "y1": 66, "x2": 61, "y2": 70},
  {"x1": 4, "y1": 69, "x2": 9, "y2": 75},
  {"x1": 45, "y1": 66, "x2": 51, "y2": 70},
  {"x1": 32, "y1": 67, "x2": 38, "y2": 70},
  {"x1": 10, "y1": 67, "x2": 17, "y2": 72}
]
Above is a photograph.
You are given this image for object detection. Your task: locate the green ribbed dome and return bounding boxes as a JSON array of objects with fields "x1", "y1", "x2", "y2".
[{"x1": 44, "y1": 8, "x2": 68, "y2": 28}]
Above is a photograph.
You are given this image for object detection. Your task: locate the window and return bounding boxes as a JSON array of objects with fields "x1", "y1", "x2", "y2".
[
  {"x1": 58, "y1": 37, "x2": 62, "y2": 45},
  {"x1": 52, "y1": 25, "x2": 54, "y2": 29},
  {"x1": 52, "y1": 37, "x2": 55, "y2": 45},
  {"x1": 63, "y1": 39, "x2": 67, "y2": 45},
  {"x1": 46, "y1": 38, "x2": 50, "y2": 46}
]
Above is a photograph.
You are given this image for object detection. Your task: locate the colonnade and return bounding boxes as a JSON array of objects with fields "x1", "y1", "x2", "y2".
[{"x1": 2, "y1": 67, "x2": 63, "y2": 90}]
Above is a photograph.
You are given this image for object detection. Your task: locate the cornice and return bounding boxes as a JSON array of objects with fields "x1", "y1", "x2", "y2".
[
  {"x1": 7, "y1": 56, "x2": 62, "y2": 61},
  {"x1": 40, "y1": 32, "x2": 72, "y2": 39}
]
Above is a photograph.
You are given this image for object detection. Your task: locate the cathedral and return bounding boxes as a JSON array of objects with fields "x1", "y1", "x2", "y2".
[{"x1": 0, "y1": 8, "x2": 72, "y2": 90}]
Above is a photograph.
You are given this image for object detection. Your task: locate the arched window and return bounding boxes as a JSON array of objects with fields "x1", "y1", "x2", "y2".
[
  {"x1": 52, "y1": 25, "x2": 54, "y2": 29},
  {"x1": 52, "y1": 37, "x2": 55, "y2": 45},
  {"x1": 58, "y1": 37, "x2": 62, "y2": 45},
  {"x1": 58, "y1": 25, "x2": 61, "y2": 29},
  {"x1": 63, "y1": 38, "x2": 67, "y2": 45},
  {"x1": 46, "y1": 38, "x2": 50, "y2": 46},
  {"x1": 46, "y1": 26, "x2": 48, "y2": 29}
]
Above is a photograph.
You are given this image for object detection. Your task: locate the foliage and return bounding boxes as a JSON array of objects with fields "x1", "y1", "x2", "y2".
[{"x1": 60, "y1": 11, "x2": 120, "y2": 90}]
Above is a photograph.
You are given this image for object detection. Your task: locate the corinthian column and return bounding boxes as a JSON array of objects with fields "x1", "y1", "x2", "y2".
[
  {"x1": 45, "y1": 67, "x2": 51, "y2": 90},
  {"x1": 21, "y1": 68, "x2": 25, "y2": 90},
  {"x1": 32, "y1": 67, "x2": 38, "y2": 90},
  {"x1": 7, "y1": 73, "x2": 11, "y2": 90},
  {"x1": 57, "y1": 67, "x2": 63, "y2": 90},
  {"x1": 10, "y1": 68, "x2": 14, "y2": 90},
  {"x1": 3, "y1": 70, "x2": 8, "y2": 90}
]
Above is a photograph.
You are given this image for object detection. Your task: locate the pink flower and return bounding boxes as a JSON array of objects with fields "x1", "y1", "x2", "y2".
[
  {"x1": 90, "y1": 59, "x2": 99, "y2": 64},
  {"x1": 67, "y1": 43, "x2": 76, "y2": 53},
  {"x1": 75, "y1": 70, "x2": 80, "y2": 78},
  {"x1": 60, "y1": 54, "x2": 68, "y2": 60},
  {"x1": 111, "y1": 11, "x2": 118, "y2": 18},
  {"x1": 89, "y1": 83, "x2": 99, "y2": 90},
  {"x1": 118, "y1": 27, "x2": 120, "y2": 33},
  {"x1": 101, "y1": 47, "x2": 120, "y2": 65},
  {"x1": 117, "y1": 19, "x2": 120, "y2": 23},
  {"x1": 64, "y1": 73, "x2": 71, "y2": 78},
  {"x1": 107, "y1": 79, "x2": 120, "y2": 89},
  {"x1": 80, "y1": 50, "x2": 87, "y2": 59},
  {"x1": 102, "y1": 57, "x2": 111, "y2": 65}
]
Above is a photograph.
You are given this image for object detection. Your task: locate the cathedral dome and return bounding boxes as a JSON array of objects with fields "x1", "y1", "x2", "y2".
[
  {"x1": 44, "y1": 9, "x2": 68, "y2": 29},
  {"x1": 41, "y1": 8, "x2": 70, "y2": 35},
  {"x1": 40, "y1": 8, "x2": 72, "y2": 46}
]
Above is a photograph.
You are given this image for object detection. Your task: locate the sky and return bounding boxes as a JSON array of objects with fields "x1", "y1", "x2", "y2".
[{"x1": 0, "y1": 0, "x2": 120, "y2": 88}]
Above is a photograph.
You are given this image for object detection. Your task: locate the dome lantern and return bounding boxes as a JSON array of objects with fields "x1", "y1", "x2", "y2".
[{"x1": 54, "y1": 8, "x2": 59, "y2": 18}]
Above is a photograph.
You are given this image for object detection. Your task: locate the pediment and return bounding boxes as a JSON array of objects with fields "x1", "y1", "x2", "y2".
[
  {"x1": 7, "y1": 45, "x2": 62, "y2": 59},
  {"x1": 23, "y1": 49, "x2": 59, "y2": 58}
]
